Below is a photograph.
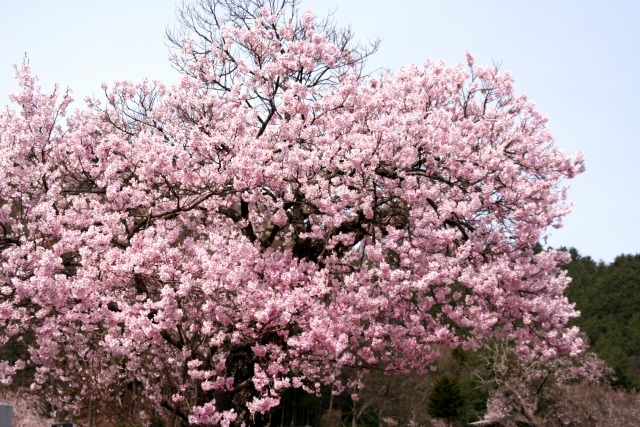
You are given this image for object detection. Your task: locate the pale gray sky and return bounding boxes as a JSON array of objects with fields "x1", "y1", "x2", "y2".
[{"x1": 1, "y1": 1, "x2": 638, "y2": 263}]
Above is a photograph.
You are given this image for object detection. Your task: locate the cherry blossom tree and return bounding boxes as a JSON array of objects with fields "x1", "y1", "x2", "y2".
[
  {"x1": 480, "y1": 340, "x2": 611, "y2": 426},
  {"x1": 0, "y1": 0, "x2": 585, "y2": 425}
]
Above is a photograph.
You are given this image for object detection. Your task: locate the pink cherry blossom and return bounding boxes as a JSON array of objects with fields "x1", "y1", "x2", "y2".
[{"x1": 0, "y1": 2, "x2": 585, "y2": 425}]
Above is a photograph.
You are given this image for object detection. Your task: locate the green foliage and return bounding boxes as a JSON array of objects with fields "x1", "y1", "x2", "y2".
[
  {"x1": 357, "y1": 410, "x2": 379, "y2": 427},
  {"x1": 451, "y1": 348, "x2": 488, "y2": 420},
  {"x1": 562, "y1": 247, "x2": 604, "y2": 308},
  {"x1": 148, "y1": 414, "x2": 165, "y2": 427},
  {"x1": 563, "y1": 250, "x2": 640, "y2": 389},
  {"x1": 427, "y1": 375, "x2": 465, "y2": 425}
]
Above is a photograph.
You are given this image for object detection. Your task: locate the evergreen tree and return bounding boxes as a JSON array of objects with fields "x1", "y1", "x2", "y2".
[{"x1": 428, "y1": 376, "x2": 464, "y2": 427}]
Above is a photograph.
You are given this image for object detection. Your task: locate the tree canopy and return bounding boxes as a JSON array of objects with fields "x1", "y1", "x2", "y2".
[{"x1": 0, "y1": 0, "x2": 584, "y2": 424}]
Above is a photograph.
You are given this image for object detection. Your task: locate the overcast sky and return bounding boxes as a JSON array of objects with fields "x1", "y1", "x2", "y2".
[{"x1": 1, "y1": 1, "x2": 638, "y2": 263}]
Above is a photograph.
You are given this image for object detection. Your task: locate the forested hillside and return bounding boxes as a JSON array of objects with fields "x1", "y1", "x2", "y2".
[{"x1": 563, "y1": 250, "x2": 640, "y2": 389}]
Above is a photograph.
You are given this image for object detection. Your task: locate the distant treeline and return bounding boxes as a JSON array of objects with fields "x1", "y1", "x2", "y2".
[{"x1": 563, "y1": 249, "x2": 640, "y2": 389}]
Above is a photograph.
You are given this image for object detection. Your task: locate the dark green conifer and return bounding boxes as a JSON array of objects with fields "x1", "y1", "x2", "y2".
[{"x1": 427, "y1": 375, "x2": 464, "y2": 427}]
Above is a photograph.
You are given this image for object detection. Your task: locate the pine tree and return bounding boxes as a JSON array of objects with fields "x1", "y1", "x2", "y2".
[{"x1": 428, "y1": 376, "x2": 464, "y2": 427}]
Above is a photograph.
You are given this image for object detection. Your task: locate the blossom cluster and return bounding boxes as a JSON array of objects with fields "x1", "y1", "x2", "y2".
[{"x1": 0, "y1": 5, "x2": 584, "y2": 425}]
